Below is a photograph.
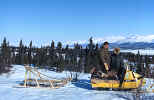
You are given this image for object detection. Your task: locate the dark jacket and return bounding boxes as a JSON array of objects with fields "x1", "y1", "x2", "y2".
[
  {"x1": 110, "y1": 53, "x2": 124, "y2": 72},
  {"x1": 98, "y1": 47, "x2": 111, "y2": 72},
  {"x1": 100, "y1": 47, "x2": 111, "y2": 65}
]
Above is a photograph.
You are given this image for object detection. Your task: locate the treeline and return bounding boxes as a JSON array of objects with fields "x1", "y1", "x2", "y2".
[{"x1": 0, "y1": 37, "x2": 154, "y2": 78}]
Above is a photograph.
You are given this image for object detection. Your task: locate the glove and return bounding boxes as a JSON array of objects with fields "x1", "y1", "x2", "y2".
[{"x1": 104, "y1": 63, "x2": 109, "y2": 71}]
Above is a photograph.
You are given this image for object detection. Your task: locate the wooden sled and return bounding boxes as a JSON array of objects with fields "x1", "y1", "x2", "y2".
[{"x1": 17, "y1": 65, "x2": 71, "y2": 89}]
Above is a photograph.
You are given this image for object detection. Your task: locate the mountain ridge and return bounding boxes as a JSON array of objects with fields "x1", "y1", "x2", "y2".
[{"x1": 66, "y1": 34, "x2": 154, "y2": 49}]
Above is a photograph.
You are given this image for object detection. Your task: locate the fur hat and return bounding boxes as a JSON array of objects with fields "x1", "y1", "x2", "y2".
[{"x1": 114, "y1": 48, "x2": 120, "y2": 54}]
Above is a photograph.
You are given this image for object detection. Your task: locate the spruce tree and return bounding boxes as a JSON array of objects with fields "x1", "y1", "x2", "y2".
[
  {"x1": 28, "y1": 41, "x2": 32, "y2": 64},
  {"x1": 18, "y1": 40, "x2": 24, "y2": 64},
  {"x1": 0, "y1": 37, "x2": 11, "y2": 64}
]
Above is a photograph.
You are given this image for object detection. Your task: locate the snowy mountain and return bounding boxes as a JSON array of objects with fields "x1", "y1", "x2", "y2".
[{"x1": 66, "y1": 34, "x2": 154, "y2": 49}]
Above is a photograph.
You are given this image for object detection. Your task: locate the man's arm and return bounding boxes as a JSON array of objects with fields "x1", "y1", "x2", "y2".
[
  {"x1": 100, "y1": 50, "x2": 106, "y2": 63},
  {"x1": 100, "y1": 50, "x2": 109, "y2": 71}
]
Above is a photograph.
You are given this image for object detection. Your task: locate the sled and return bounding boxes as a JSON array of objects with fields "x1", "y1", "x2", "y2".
[
  {"x1": 17, "y1": 65, "x2": 71, "y2": 88},
  {"x1": 91, "y1": 67, "x2": 146, "y2": 90}
]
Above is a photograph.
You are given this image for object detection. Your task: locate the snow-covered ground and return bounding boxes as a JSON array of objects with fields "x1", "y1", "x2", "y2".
[{"x1": 0, "y1": 65, "x2": 154, "y2": 100}]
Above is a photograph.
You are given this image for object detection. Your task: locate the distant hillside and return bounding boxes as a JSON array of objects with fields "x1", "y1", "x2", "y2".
[
  {"x1": 109, "y1": 42, "x2": 154, "y2": 49},
  {"x1": 69, "y1": 42, "x2": 154, "y2": 49}
]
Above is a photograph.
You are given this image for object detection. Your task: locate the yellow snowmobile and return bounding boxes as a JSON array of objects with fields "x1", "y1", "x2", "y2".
[{"x1": 91, "y1": 67, "x2": 146, "y2": 90}]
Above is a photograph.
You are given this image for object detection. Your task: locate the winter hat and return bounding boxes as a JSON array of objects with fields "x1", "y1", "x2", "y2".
[
  {"x1": 103, "y1": 41, "x2": 109, "y2": 45},
  {"x1": 114, "y1": 48, "x2": 120, "y2": 54}
]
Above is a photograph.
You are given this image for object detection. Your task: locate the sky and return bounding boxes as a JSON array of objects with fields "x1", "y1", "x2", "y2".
[{"x1": 1, "y1": 0, "x2": 154, "y2": 46}]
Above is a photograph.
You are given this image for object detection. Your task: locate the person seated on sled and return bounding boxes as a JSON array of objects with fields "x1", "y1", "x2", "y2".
[
  {"x1": 109, "y1": 48, "x2": 126, "y2": 87},
  {"x1": 108, "y1": 48, "x2": 123, "y2": 78}
]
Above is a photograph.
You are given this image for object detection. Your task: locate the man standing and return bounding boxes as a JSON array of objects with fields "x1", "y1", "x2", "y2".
[
  {"x1": 100, "y1": 41, "x2": 111, "y2": 73},
  {"x1": 90, "y1": 41, "x2": 110, "y2": 78}
]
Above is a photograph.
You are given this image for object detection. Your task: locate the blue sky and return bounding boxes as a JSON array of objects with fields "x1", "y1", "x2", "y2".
[{"x1": 1, "y1": 0, "x2": 154, "y2": 46}]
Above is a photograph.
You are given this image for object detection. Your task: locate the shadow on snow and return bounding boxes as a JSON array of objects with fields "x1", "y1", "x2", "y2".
[{"x1": 72, "y1": 79, "x2": 93, "y2": 90}]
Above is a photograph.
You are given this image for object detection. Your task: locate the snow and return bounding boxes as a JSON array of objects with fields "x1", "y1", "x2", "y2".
[
  {"x1": 121, "y1": 49, "x2": 154, "y2": 55},
  {"x1": 94, "y1": 34, "x2": 154, "y2": 43},
  {"x1": 0, "y1": 65, "x2": 154, "y2": 100},
  {"x1": 63, "y1": 34, "x2": 154, "y2": 45}
]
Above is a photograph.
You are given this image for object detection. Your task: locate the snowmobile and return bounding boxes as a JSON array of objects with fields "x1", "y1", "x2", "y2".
[{"x1": 91, "y1": 66, "x2": 146, "y2": 90}]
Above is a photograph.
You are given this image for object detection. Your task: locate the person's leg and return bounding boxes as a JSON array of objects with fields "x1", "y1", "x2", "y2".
[
  {"x1": 119, "y1": 68, "x2": 126, "y2": 87},
  {"x1": 91, "y1": 65, "x2": 103, "y2": 79},
  {"x1": 90, "y1": 67, "x2": 96, "y2": 74}
]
